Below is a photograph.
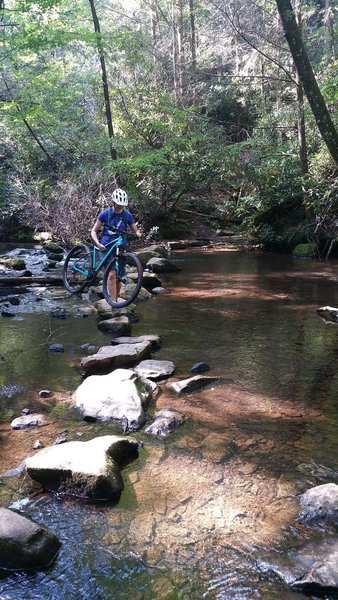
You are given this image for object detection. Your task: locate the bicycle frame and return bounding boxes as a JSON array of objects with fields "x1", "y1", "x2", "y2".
[
  {"x1": 92, "y1": 233, "x2": 125, "y2": 274},
  {"x1": 71, "y1": 234, "x2": 125, "y2": 280}
]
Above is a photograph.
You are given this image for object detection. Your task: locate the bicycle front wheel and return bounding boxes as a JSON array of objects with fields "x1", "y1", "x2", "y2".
[
  {"x1": 103, "y1": 252, "x2": 143, "y2": 308},
  {"x1": 63, "y1": 244, "x2": 92, "y2": 293}
]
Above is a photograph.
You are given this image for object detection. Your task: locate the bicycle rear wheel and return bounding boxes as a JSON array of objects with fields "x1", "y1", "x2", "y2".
[
  {"x1": 103, "y1": 252, "x2": 143, "y2": 308},
  {"x1": 63, "y1": 244, "x2": 92, "y2": 293}
]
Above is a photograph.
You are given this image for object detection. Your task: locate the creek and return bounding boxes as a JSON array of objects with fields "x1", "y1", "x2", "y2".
[{"x1": 0, "y1": 246, "x2": 338, "y2": 599}]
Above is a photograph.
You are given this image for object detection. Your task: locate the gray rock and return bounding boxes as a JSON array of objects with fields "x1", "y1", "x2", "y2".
[
  {"x1": 49, "y1": 307, "x2": 70, "y2": 319},
  {"x1": 97, "y1": 316, "x2": 131, "y2": 335},
  {"x1": 26, "y1": 435, "x2": 139, "y2": 500},
  {"x1": 134, "y1": 244, "x2": 168, "y2": 266},
  {"x1": 1, "y1": 310, "x2": 15, "y2": 318},
  {"x1": 11, "y1": 414, "x2": 45, "y2": 430},
  {"x1": 145, "y1": 408, "x2": 184, "y2": 437},
  {"x1": 81, "y1": 341, "x2": 152, "y2": 374},
  {"x1": 134, "y1": 359, "x2": 175, "y2": 381},
  {"x1": 75, "y1": 368, "x2": 155, "y2": 430},
  {"x1": 111, "y1": 335, "x2": 161, "y2": 350},
  {"x1": 39, "y1": 390, "x2": 52, "y2": 398},
  {"x1": 93, "y1": 299, "x2": 136, "y2": 321},
  {"x1": 1, "y1": 461, "x2": 27, "y2": 478},
  {"x1": 190, "y1": 361, "x2": 210, "y2": 374},
  {"x1": 0, "y1": 507, "x2": 61, "y2": 570},
  {"x1": 33, "y1": 440, "x2": 43, "y2": 450},
  {"x1": 140, "y1": 272, "x2": 162, "y2": 290},
  {"x1": 274, "y1": 537, "x2": 338, "y2": 593},
  {"x1": 170, "y1": 375, "x2": 220, "y2": 393},
  {"x1": 48, "y1": 343, "x2": 64, "y2": 353},
  {"x1": 299, "y1": 483, "x2": 338, "y2": 526},
  {"x1": 146, "y1": 257, "x2": 181, "y2": 273},
  {"x1": 316, "y1": 306, "x2": 338, "y2": 323},
  {"x1": 290, "y1": 538, "x2": 338, "y2": 592}
]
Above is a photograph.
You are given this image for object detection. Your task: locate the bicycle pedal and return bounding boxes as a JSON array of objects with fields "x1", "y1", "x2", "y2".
[{"x1": 119, "y1": 276, "x2": 128, "y2": 284}]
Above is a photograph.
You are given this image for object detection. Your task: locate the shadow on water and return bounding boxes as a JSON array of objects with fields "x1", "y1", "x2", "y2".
[{"x1": 0, "y1": 248, "x2": 338, "y2": 598}]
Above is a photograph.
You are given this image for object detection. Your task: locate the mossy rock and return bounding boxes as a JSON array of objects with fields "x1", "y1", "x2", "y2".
[
  {"x1": 0, "y1": 257, "x2": 26, "y2": 270},
  {"x1": 44, "y1": 242, "x2": 65, "y2": 254},
  {"x1": 293, "y1": 243, "x2": 317, "y2": 258}
]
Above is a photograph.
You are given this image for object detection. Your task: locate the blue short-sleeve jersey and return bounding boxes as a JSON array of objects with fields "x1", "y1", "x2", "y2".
[{"x1": 98, "y1": 208, "x2": 135, "y2": 245}]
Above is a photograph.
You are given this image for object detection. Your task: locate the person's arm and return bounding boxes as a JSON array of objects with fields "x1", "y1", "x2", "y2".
[
  {"x1": 130, "y1": 222, "x2": 142, "y2": 238},
  {"x1": 91, "y1": 219, "x2": 106, "y2": 251}
]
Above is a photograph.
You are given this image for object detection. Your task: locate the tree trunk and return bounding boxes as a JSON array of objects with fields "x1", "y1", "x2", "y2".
[
  {"x1": 150, "y1": 0, "x2": 158, "y2": 67},
  {"x1": 324, "y1": 0, "x2": 336, "y2": 60},
  {"x1": 176, "y1": 0, "x2": 185, "y2": 98},
  {"x1": 172, "y1": 0, "x2": 178, "y2": 99},
  {"x1": 1, "y1": 75, "x2": 55, "y2": 166},
  {"x1": 275, "y1": 0, "x2": 338, "y2": 168},
  {"x1": 189, "y1": 0, "x2": 196, "y2": 76},
  {"x1": 88, "y1": 0, "x2": 117, "y2": 162}
]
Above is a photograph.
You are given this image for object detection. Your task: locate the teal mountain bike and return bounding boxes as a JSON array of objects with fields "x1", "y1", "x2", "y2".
[{"x1": 62, "y1": 230, "x2": 143, "y2": 308}]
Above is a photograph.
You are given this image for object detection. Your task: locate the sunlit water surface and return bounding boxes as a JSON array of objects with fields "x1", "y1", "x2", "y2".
[{"x1": 0, "y1": 248, "x2": 338, "y2": 599}]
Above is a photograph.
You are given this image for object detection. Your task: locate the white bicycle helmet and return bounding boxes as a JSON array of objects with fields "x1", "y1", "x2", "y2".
[{"x1": 112, "y1": 188, "x2": 128, "y2": 206}]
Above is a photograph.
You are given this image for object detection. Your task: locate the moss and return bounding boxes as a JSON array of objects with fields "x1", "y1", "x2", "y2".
[
  {"x1": 0, "y1": 257, "x2": 26, "y2": 270},
  {"x1": 292, "y1": 243, "x2": 318, "y2": 258}
]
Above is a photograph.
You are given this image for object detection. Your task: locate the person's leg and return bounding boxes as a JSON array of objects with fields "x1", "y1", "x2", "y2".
[
  {"x1": 107, "y1": 269, "x2": 120, "y2": 302},
  {"x1": 100, "y1": 250, "x2": 120, "y2": 302}
]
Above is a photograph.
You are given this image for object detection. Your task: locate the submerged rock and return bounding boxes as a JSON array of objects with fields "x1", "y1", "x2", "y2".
[
  {"x1": 299, "y1": 483, "x2": 338, "y2": 527},
  {"x1": 144, "y1": 408, "x2": 184, "y2": 437},
  {"x1": 190, "y1": 361, "x2": 210, "y2": 374},
  {"x1": 25, "y1": 435, "x2": 139, "y2": 501},
  {"x1": 316, "y1": 306, "x2": 338, "y2": 324},
  {"x1": 0, "y1": 507, "x2": 61, "y2": 570},
  {"x1": 170, "y1": 375, "x2": 220, "y2": 394},
  {"x1": 48, "y1": 343, "x2": 64, "y2": 353},
  {"x1": 274, "y1": 537, "x2": 338, "y2": 595},
  {"x1": 11, "y1": 414, "x2": 45, "y2": 430}
]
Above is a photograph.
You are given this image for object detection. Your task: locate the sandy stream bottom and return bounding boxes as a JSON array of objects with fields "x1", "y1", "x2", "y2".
[{"x1": 0, "y1": 378, "x2": 324, "y2": 567}]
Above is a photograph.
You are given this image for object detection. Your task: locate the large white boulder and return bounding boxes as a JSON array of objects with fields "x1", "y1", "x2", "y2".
[
  {"x1": 26, "y1": 435, "x2": 139, "y2": 501},
  {"x1": 75, "y1": 368, "x2": 155, "y2": 430}
]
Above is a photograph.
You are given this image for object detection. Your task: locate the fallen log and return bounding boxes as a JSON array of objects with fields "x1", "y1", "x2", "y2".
[{"x1": 0, "y1": 275, "x2": 64, "y2": 286}]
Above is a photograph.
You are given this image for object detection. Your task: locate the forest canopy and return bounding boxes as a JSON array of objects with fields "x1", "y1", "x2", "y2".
[{"x1": 0, "y1": 0, "x2": 337, "y2": 254}]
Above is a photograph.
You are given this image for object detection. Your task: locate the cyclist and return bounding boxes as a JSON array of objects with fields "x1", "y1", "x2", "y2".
[{"x1": 91, "y1": 189, "x2": 142, "y2": 302}]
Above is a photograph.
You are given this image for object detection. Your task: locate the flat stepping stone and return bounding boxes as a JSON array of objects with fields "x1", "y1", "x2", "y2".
[
  {"x1": 134, "y1": 359, "x2": 175, "y2": 381},
  {"x1": 81, "y1": 341, "x2": 152, "y2": 373},
  {"x1": 97, "y1": 316, "x2": 131, "y2": 335},
  {"x1": 111, "y1": 335, "x2": 161, "y2": 350}
]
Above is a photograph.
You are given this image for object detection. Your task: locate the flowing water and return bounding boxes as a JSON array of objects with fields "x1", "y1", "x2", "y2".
[{"x1": 0, "y1": 246, "x2": 338, "y2": 599}]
